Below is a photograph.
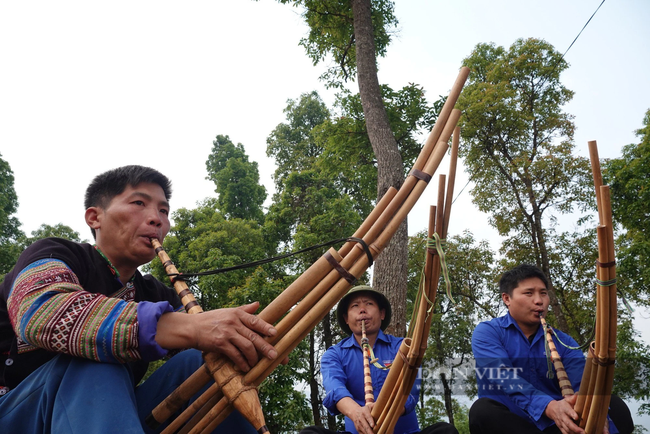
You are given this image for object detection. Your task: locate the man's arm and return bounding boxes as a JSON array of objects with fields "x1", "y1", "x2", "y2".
[
  {"x1": 472, "y1": 322, "x2": 555, "y2": 423},
  {"x1": 321, "y1": 344, "x2": 378, "y2": 433},
  {"x1": 155, "y1": 302, "x2": 278, "y2": 372},
  {"x1": 8, "y1": 258, "x2": 279, "y2": 371}
]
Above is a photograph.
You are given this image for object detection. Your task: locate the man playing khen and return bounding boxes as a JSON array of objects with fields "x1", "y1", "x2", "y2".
[{"x1": 300, "y1": 285, "x2": 458, "y2": 434}]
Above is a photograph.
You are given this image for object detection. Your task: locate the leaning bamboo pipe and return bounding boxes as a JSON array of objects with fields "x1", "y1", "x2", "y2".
[
  {"x1": 156, "y1": 67, "x2": 469, "y2": 433},
  {"x1": 151, "y1": 239, "x2": 269, "y2": 434},
  {"x1": 584, "y1": 190, "x2": 617, "y2": 434},
  {"x1": 540, "y1": 316, "x2": 574, "y2": 396},
  {"x1": 361, "y1": 321, "x2": 375, "y2": 404},
  {"x1": 576, "y1": 141, "x2": 617, "y2": 433}
]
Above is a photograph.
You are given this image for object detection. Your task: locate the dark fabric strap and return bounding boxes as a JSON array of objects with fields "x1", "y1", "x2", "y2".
[
  {"x1": 324, "y1": 251, "x2": 357, "y2": 284},
  {"x1": 410, "y1": 168, "x2": 432, "y2": 183}
]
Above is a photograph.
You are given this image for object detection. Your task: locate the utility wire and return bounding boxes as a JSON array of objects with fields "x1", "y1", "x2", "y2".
[
  {"x1": 451, "y1": 0, "x2": 607, "y2": 206},
  {"x1": 560, "y1": 0, "x2": 606, "y2": 61}
]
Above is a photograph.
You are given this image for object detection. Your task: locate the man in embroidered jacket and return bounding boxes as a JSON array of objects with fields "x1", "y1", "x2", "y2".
[
  {"x1": 300, "y1": 285, "x2": 458, "y2": 434},
  {"x1": 469, "y1": 264, "x2": 633, "y2": 434},
  {"x1": 0, "y1": 165, "x2": 280, "y2": 433}
]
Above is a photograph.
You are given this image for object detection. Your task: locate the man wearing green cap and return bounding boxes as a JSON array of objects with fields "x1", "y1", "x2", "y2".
[{"x1": 300, "y1": 285, "x2": 458, "y2": 434}]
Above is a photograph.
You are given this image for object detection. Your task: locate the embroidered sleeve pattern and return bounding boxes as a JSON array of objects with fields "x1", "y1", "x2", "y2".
[{"x1": 7, "y1": 258, "x2": 142, "y2": 363}]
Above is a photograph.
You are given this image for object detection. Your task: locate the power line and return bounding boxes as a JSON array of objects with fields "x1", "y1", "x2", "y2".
[
  {"x1": 560, "y1": 0, "x2": 606, "y2": 61},
  {"x1": 451, "y1": 0, "x2": 607, "y2": 206}
]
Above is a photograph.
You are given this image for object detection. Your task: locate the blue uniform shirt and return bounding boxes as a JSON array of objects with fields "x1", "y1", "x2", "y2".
[
  {"x1": 472, "y1": 312, "x2": 617, "y2": 433},
  {"x1": 322, "y1": 330, "x2": 420, "y2": 434}
]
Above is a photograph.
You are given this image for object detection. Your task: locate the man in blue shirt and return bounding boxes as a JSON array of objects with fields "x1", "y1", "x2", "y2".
[
  {"x1": 300, "y1": 285, "x2": 458, "y2": 434},
  {"x1": 469, "y1": 264, "x2": 633, "y2": 434}
]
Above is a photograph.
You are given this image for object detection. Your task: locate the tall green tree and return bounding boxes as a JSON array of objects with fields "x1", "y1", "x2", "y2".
[
  {"x1": 267, "y1": 93, "x2": 365, "y2": 429},
  {"x1": 605, "y1": 108, "x2": 650, "y2": 300},
  {"x1": 457, "y1": 38, "x2": 593, "y2": 331},
  {"x1": 274, "y1": 0, "x2": 413, "y2": 335},
  {"x1": 0, "y1": 154, "x2": 24, "y2": 276},
  {"x1": 206, "y1": 135, "x2": 267, "y2": 224}
]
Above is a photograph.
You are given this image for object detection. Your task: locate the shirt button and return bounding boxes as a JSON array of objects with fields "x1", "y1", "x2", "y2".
[{"x1": 5, "y1": 358, "x2": 13, "y2": 366}]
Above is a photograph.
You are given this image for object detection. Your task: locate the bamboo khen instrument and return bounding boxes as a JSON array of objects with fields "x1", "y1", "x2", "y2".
[
  {"x1": 146, "y1": 66, "x2": 470, "y2": 434},
  {"x1": 361, "y1": 321, "x2": 375, "y2": 405},
  {"x1": 540, "y1": 316, "x2": 575, "y2": 396},
  {"x1": 372, "y1": 125, "x2": 461, "y2": 434},
  {"x1": 574, "y1": 140, "x2": 618, "y2": 434}
]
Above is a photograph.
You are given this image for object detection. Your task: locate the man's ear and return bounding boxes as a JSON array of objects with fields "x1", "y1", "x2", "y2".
[
  {"x1": 501, "y1": 292, "x2": 510, "y2": 308},
  {"x1": 85, "y1": 207, "x2": 102, "y2": 231},
  {"x1": 380, "y1": 308, "x2": 386, "y2": 321}
]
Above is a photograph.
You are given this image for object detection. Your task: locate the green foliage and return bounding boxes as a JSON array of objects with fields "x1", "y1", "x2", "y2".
[
  {"x1": 267, "y1": 91, "x2": 331, "y2": 189},
  {"x1": 27, "y1": 223, "x2": 85, "y2": 243},
  {"x1": 205, "y1": 135, "x2": 267, "y2": 224},
  {"x1": 612, "y1": 319, "x2": 650, "y2": 412},
  {"x1": 605, "y1": 108, "x2": 650, "y2": 304},
  {"x1": 149, "y1": 200, "x2": 267, "y2": 310},
  {"x1": 0, "y1": 154, "x2": 25, "y2": 275},
  {"x1": 313, "y1": 84, "x2": 442, "y2": 213},
  {"x1": 458, "y1": 38, "x2": 592, "y2": 238},
  {"x1": 275, "y1": 0, "x2": 398, "y2": 87}
]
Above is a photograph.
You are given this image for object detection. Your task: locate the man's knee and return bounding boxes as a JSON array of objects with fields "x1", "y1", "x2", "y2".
[{"x1": 468, "y1": 397, "x2": 496, "y2": 422}]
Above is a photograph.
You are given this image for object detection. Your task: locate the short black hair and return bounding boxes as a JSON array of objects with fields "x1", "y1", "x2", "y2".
[
  {"x1": 499, "y1": 264, "x2": 549, "y2": 296},
  {"x1": 84, "y1": 165, "x2": 172, "y2": 238}
]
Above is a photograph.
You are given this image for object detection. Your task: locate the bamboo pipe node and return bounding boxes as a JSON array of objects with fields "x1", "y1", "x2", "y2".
[{"x1": 588, "y1": 346, "x2": 615, "y2": 367}]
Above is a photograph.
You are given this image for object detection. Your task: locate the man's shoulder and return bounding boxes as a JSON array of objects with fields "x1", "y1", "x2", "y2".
[{"x1": 2, "y1": 238, "x2": 92, "y2": 289}]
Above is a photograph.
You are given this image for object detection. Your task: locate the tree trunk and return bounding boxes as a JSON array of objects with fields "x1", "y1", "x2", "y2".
[
  {"x1": 532, "y1": 210, "x2": 569, "y2": 331},
  {"x1": 323, "y1": 313, "x2": 338, "y2": 429},
  {"x1": 351, "y1": 0, "x2": 408, "y2": 337},
  {"x1": 308, "y1": 330, "x2": 322, "y2": 426},
  {"x1": 440, "y1": 372, "x2": 455, "y2": 425}
]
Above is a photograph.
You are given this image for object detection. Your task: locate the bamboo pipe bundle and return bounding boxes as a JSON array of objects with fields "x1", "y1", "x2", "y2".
[
  {"x1": 150, "y1": 67, "x2": 470, "y2": 434},
  {"x1": 373, "y1": 127, "x2": 461, "y2": 433},
  {"x1": 575, "y1": 140, "x2": 617, "y2": 434},
  {"x1": 540, "y1": 316, "x2": 575, "y2": 396}
]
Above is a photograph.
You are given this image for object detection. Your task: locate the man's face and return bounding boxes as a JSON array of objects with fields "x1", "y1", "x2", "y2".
[
  {"x1": 88, "y1": 182, "x2": 170, "y2": 269},
  {"x1": 502, "y1": 277, "x2": 549, "y2": 335},
  {"x1": 344, "y1": 293, "x2": 385, "y2": 337}
]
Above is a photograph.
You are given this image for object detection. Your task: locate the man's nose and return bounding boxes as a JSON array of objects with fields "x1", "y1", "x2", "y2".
[{"x1": 148, "y1": 208, "x2": 163, "y2": 226}]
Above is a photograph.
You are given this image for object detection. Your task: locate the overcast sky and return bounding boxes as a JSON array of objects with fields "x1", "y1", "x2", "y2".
[{"x1": 2, "y1": 0, "x2": 650, "y2": 422}]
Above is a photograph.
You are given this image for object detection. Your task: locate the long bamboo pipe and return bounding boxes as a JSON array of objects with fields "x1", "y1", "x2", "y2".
[
  {"x1": 540, "y1": 316, "x2": 574, "y2": 396},
  {"x1": 361, "y1": 321, "x2": 375, "y2": 404}
]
